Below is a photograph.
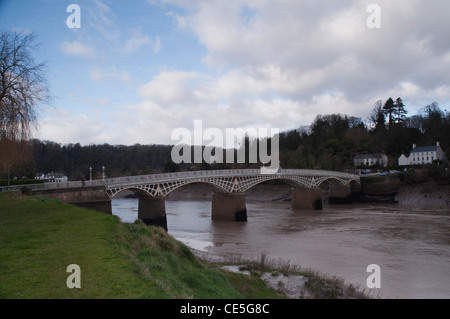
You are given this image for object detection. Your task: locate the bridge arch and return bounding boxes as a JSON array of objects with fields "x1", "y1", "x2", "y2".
[
  {"x1": 106, "y1": 179, "x2": 231, "y2": 198},
  {"x1": 105, "y1": 169, "x2": 360, "y2": 199},
  {"x1": 235, "y1": 176, "x2": 309, "y2": 193},
  {"x1": 162, "y1": 180, "x2": 229, "y2": 197}
]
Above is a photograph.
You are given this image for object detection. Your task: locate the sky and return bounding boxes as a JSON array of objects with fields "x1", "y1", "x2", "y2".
[{"x1": 1, "y1": 0, "x2": 449, "y2": 146}]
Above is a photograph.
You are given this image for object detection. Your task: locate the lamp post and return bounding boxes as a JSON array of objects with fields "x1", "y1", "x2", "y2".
[
  {"x1": 102, "y1": 166, "x2": 105, "y2": 182},
  {"x1": 89, "y1": 166, "x2": 92, "y2": 184},
  {"x1": 7, "y1": 164, "x2": 10, "y2": 191}
]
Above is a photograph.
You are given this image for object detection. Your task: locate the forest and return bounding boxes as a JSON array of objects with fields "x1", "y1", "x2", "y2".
[{"x1": 2, "y1": 99, "x2": 449, "y2": 181}]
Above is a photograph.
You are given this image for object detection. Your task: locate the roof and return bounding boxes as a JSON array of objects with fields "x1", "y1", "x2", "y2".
[
  {"x1": 411, "y1": 146, "x2": 438, "y2": 153},
  {"x1": 354, "y1": 153, "x2": 386, "y2": 159}
]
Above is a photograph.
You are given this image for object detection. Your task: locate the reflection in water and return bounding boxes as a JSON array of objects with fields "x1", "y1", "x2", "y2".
[{"x1": 112, "y1": 198, "x2": 450, "y2": 299}]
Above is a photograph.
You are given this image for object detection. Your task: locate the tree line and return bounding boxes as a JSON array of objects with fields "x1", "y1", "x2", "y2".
[
  {"x1": 1, "y1": 98, "x2": 448, "y2": 181},
  {"x1": 278, "y1": 99, "x2": 449, "y2": 171}
]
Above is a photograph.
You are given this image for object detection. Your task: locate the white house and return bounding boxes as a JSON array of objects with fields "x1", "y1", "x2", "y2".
[
  {"x1": 398, "y1": 142, "x2": 446, "y2": 166},
  {"x1": 353, "y1": 153, "x2": 388, "y2": 167},
  {"x1": 35, "y1": 172, "x2": 68, "y2": 182}
]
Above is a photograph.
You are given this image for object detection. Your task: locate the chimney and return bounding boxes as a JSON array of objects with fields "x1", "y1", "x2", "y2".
[
  {"x1": 412, "y1": 144, "x2": 416, "y2": 149},
  {"x1": 437, "y1": 141, "x2": 440, "y2": 147}
]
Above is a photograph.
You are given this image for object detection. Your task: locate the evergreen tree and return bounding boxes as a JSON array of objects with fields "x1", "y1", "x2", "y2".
[
  {"x1": 394, "y1": 97, "x2": 407, "y2": 125},
  {"x1": 383, "y1": 97, "x2": 395, "y2": 130}
]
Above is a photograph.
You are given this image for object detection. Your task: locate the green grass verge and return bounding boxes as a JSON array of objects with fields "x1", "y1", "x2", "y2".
[{"x1": 0, "y1": 192, "x2": 283, "y2": 299}]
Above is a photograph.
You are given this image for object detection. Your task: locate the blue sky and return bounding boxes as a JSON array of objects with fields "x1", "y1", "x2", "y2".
[{"x1": 1, "y1": 0, "x2": 450, "y2": 145}]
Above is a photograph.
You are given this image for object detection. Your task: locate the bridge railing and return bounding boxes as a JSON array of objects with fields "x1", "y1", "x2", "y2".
[{"x1": 0, "y1": 169, "x2": 359, "y2": 192}]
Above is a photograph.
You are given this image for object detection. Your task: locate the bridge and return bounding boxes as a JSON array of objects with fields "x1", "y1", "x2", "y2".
[{"x1": 5, "y1": 169, "x2": 360, "y2": 230}]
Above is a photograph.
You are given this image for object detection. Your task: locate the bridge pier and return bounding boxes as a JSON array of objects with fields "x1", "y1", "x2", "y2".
[
  {"x1": 211, "y1": 193, "x2": 247, "y2": 222},
  {"x1": 291, "y1": 187, "x2": 323, "y2": 210},
  {"x1": 138, "y1": 197, "x2": 168, "y2": 230},
  {"x1": 328, "y1": 185, "x2": 352, "y2": 204}
]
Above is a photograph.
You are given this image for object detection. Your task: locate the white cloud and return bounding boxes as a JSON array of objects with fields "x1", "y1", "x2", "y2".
[
  {"x1": 61, "y1": 41, "x2": 96, "y2": 58},
  {"x1": 89, "y1": 67, "x2": 132, "y2": 83},
  {"x1": 36, "y1": 113, "x2": 109, "y2": 145},
  {"x1": 41, "y1": 0, "x2": 450, "y2": 145},
  {"x1": 139, "y1": 71, "x2": 204, "y2": 104},
  {"x1": 123, "y1": 29, "x2": 161, "y2": 54}
]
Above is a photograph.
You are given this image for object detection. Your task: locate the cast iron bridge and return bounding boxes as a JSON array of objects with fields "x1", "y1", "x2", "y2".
[
  {"x1": 3, "y1": 169, "x2": 360, "y2": 197},
  {"x1": 102, "y1": 169, "x2": 360, "y2": 198},
  {"x1": 3, "y1": 169, "x2": 361, "y2": 227}
]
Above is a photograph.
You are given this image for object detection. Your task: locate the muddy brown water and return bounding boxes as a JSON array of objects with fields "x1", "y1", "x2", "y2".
[{"x1": 112, "y1": 198, "x2": 450, "y2": 299}]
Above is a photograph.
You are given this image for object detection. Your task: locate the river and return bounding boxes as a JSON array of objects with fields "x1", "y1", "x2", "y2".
[{"x1": 111, "y1": 198, "x2": 450, "y2": 299}]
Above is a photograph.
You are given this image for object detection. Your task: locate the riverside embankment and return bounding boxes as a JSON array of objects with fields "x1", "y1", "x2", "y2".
[
  {"x1": 163, "y1": 179, "x2": 450, "y2": 208},
  {"x1": 0, "y1": 192, "x2": 374, "y2": 299}
]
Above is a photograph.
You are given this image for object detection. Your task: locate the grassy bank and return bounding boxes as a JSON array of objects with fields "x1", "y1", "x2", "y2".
[
  {"x1": 0, "y1": 192, "x2": 372, "y2": 299},
  {"x1": 0, "y1": 192, "x2": 282, "y2": 299}
]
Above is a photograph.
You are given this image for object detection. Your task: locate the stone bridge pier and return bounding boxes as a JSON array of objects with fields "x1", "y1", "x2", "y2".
[
  {"x1": 138, "y1": 196, "x2": 168, "y2": 231},
  {"x1": 328, "y1": 185, "x2": 352, "y2": 204},
  {"x1": 291, "y1": 187, "x2": 323, "y2": 210},
  {"x1": 211, "y1": 192, "x2": 247, "y2": 221}
]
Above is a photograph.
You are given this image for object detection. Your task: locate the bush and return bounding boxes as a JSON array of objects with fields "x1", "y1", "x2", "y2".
[{"x1": 0, "y1": 179, "x2": 44, "y2": 186}]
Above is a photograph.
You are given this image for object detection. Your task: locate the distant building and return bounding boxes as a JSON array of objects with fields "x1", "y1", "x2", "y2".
[
  {"x1": 398, "y1": 142, "x2": 446, "y2": 166},
  {"x1": 35, "y1": 172, "x2": 68, "y2": 182},
  {"x1": 353, "y1": 153, "x2": 388, "y2": 167}
]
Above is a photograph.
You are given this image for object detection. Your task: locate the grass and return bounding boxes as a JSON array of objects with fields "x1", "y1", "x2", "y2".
[
  {"x1": 0, "y1": 192, "x2": 282, "y2": 299},
  {"x1": 0, "y1": 192, "x2": 373, "y2": 299}
]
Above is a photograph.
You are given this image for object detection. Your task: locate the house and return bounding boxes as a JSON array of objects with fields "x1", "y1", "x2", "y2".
[
  {"x1": 398, "y1": 142, "x2": 446, "y2": 166},
  {"x1": 353, "y1": 153, "x2": 388, "y2": 167},
  {"x1": 35, "y1": 172, "x2": 68, "y2": 182}
]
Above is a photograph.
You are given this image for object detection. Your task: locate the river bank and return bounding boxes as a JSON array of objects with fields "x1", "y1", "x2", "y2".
[
  {"x1": 161, "y1": 181, "x2": 450, "y2": 209},
  {"x1": 0, "y1": 192, "x2": 375, "y2": 299}
]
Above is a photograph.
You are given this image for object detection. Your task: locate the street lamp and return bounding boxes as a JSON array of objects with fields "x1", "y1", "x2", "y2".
[
  {"x1": 102, "y1": 166, "x2": 105, "y2": 182},
  {"x1": 7, "y1": 164, "x2": 10, "y2": 191},
  {"x1": 89, "y1": 166, "x2": 92, "y2": 184}
]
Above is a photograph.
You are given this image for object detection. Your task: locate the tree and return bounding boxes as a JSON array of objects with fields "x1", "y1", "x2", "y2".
[
  {"x1": 383, "y1": 97, "x2": 395, "y2": 130},
  {"x1": 420, "y1": 102, "x2": 445, "y2": 143},
  {"x1": 394, "y1": 97, "x2": 407, "y2": 125},
  {"x1": 0, "y1": 30, "x2": 50, "y2": 174},
  {"x1": 163, "y1": 160, "x2": 180, "y2": 173},
  {"x1": 368, "y1": 100, "x2": 386, "y2": 131}
]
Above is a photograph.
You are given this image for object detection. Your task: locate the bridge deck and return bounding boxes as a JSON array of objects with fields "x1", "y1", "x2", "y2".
[{"x1": 1, "y1": 169, "x2": 359, "y2": 195}]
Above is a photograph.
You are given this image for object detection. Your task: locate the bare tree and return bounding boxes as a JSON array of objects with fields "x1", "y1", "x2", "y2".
[
  {"x1": 0, "y1": 30, "x2": 50, "y2": 175},
  {"x1": 367, "y1": 100, "x2": 385, "y2": 131}
]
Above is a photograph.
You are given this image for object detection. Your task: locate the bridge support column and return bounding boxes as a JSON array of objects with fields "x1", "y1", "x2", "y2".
[
  {"x1": 291, "y1": 187, "x2": 323, "y2": 210},
  {"x1": 138, "y1": 197, "x2": 167, "y2": 231},
  {"x1": 211, "y1": 193, "x2": 247, "y2": 222},
  {"x1": 329, "y1": 185, "x2": 352, "y2": 204}
]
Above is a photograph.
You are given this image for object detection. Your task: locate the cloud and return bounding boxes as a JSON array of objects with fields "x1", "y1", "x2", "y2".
[
  {"x1": 61, "y1": 41, "x2": 96, "y2": 58},
  {"x1": 35, "y1": 112, "x2": 110, "y2": 145},
  {"x1": 41, "y1": 0, "x2": 450, "y2": 146},
  {"x1": 89, "y1": 67, "x2": 132, "y2": 83},
  {"x1": 138, "y1": 71, "x2": 204, "y2": 104},
  {"x1": 123, "y1": 29, "x2": 161, "y2": 54}
]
